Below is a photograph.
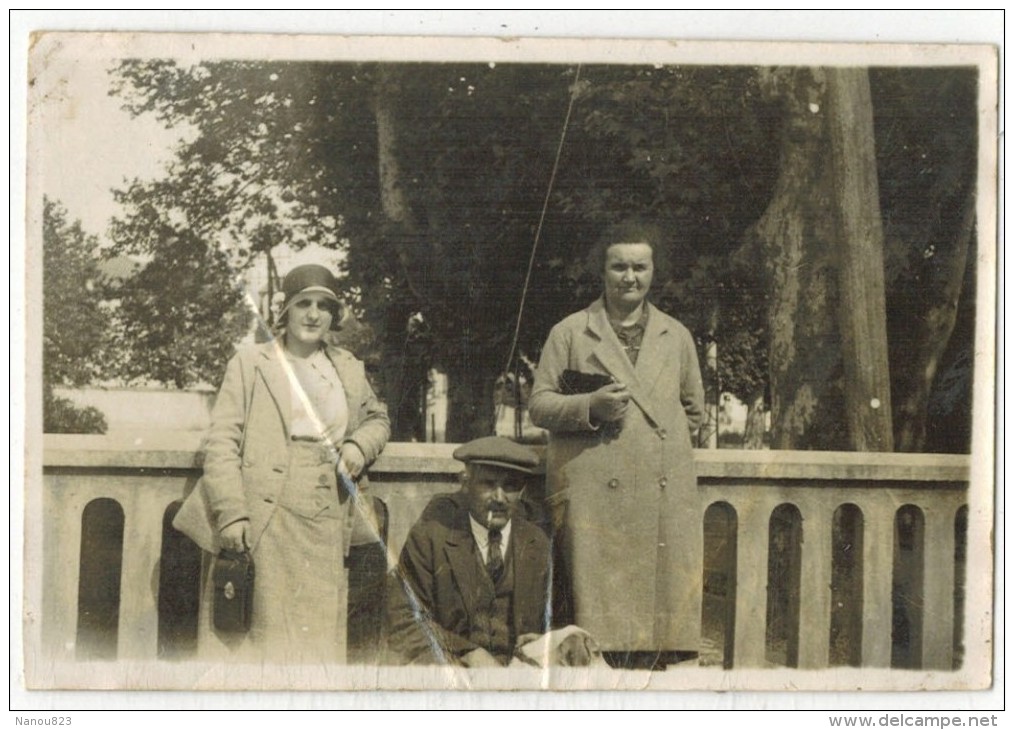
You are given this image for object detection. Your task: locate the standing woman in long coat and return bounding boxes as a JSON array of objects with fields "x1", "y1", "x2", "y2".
[
  {"x1": 174, "y1": 264, "x2": 390, "y2": 663},
  {"x1": 528, "y1": 219, "x2": 705, "y2": 669}
]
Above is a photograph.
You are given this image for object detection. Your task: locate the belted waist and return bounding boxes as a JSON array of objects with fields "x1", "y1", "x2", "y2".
[
  {"x1": 286, "y1": 437, "x2": 340, "y2": 467},
  {"x1": 278, "y1": 438, "x2": 382, "y2": 547}
]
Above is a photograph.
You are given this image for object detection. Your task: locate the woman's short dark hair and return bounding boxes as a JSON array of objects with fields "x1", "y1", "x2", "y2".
[{"x1": 585, "y1": 217, "x2": 671, "y2": 281}]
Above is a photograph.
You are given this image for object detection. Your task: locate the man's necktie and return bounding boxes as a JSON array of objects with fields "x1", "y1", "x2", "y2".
[{"x1": 487, "y1": 529, "x2": 504, "y2": 583}]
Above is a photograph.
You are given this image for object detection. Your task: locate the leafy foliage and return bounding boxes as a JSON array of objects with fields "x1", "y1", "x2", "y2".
[
  {"x1": 106, "y1": 60, "x2": 978, "y2": 448},
  {"x1": 43, "y1": 385, "x2": 108, "y2": 434},
  {"x1": 872, "y1": 67, "x2": 978, "y2": 452},
  {"x1": 110, "y1": 61, "x2": 594, "y2": 433},
  {"x1": 555, "y1": 65, "x2": 776, "y2": 404},
  {"x1": 43, "y1": 198, "x2": 112, "y2": 386},
  {"x1": 109, "y1": 226, "x2": 253, "y2": 388},
  {"x1": 42, "y1": 198, "x2": 112, "y2": 432}
]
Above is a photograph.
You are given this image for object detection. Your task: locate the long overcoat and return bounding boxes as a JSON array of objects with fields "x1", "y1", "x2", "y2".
[
  {"x1": 173, "y1": 339, "x2": 390, "y2": 661},
  {"x1": 528, "y1": 298, "x2": 705, "y2": 652}
]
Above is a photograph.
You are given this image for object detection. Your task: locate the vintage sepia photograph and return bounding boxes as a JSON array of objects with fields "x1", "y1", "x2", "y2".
[{"x1": 20, "y1": 19, "x2": 998, "y2": 701}]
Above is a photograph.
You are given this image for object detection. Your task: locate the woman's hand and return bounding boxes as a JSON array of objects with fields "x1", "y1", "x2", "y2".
[
  {"x1": 589, "y1": 382, "x2": 631, "y2": 423},
  {"x1": 220, "y1": 520, "x2": 249, "y2": 552},
  {"x1": 339, "y1": 442, "x2": 367, "y2": 479}
]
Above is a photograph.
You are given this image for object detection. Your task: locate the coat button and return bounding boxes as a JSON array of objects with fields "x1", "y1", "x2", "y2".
[
  {"x1": 607, "y1": 478, "x2": 620, "y2": 489},
  {"x1": 659, "y1": 477, "x2": 668, "y2": 488},
  {"x1": 318, "y1": 474, "x2": 330, "y2": 486},
  {"x1": 658, "y1": 429, "x2": 668, "y2": 440}
]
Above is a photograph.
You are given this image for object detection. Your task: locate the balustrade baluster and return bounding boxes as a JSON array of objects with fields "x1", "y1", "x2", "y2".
[
  {"x1": 797, "y1": 498, "x2": 832, "y2": 668},
  {"x1": 862, "y1": 495, "x2": 896, "y2": 667},
  {"x1": 921, "y1": 503, "x2": 957, "y2": 670},
  {"x1": 116, "y1": 488, "x2": 171, "y2": 660},
  {"x1": 42, "y1": 476, "x2": 86, "y2": 663},
  {"x1": 733, "y1": 498, "x2": 771, "y2": 667}
]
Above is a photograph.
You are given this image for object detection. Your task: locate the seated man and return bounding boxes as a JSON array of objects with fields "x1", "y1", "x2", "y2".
[{"x1": 386, "y1": 436, "x2": 551, "y2": 667}]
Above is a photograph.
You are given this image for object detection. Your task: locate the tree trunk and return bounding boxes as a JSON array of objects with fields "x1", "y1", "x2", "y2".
[
  {"x1": 372, "y1": 301, "x2": 417, "y2": 441},
  {"x1": 825, "y1": 68, "x2": 895, "y2": 452},
  {"x1": 373, "y1": 66, "x2": 427, "y2": 304},
  {"x1": 893, "y1": 188, "x2": 976, "y2": 451},
  {"x1": 444, "y1": 354, "x2": 497, "y2": 443},
  {"x1": 372, "y1": 66, "x2": 429, "y2": 439},
  {"x1": 748, "y1": 67, "x2": 848, "y2": 450}
]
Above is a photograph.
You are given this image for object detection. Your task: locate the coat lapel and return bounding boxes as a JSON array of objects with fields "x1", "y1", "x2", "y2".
[
  {"x1": 587, "y1": 300, "x2": 640, "y2": 389},
  {"x1": 633, "y1": 303, "x2": 671, "y2": 401},
  {"x1": 444, "y1": 517, "x2": 494, "y2": 618},
  {"x1": 586, "y1": 299, "x2": 664, "y2": 428},
  {"x1": 254, "y1": 340, "x2": 293, "y2": 437}
]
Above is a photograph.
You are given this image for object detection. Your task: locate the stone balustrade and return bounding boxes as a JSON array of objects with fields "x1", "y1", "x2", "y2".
[{"x1": 35, "y1": 434, "x2": 969, "y2": 677}]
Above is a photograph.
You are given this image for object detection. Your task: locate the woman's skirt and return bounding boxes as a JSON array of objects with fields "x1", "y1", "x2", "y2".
[{"x1": 197, "y1": 440, "x2": 349, "y2": 664}]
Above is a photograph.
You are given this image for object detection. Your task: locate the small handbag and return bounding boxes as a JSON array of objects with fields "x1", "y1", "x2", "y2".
[
  {"x1": 559, "y1": 369, "x2": 614, "y2": 395},
  {"x1": 560, "y1": 369, "x2": 624, "y2": 438},
  {"x1": 213, "y1": 549, "x2": 255, "y2": 633}
]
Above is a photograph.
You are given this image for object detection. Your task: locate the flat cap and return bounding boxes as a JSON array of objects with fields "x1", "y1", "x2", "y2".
[{"x1": 452, "y1": 436, "x2": 540, "y2": 473}]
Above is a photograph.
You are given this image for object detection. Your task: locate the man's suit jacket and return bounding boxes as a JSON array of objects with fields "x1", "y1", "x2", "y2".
[{"x1": 386, "y1": 492, "x2": 552, "y2": 665}]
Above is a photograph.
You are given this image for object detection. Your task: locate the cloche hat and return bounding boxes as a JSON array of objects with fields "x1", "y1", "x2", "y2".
[{"x1": 275, "y1": 264, "x2": 344, "y2": 330}]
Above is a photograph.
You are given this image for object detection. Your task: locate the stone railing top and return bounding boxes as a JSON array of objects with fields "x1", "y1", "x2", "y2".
[{"x1": 42, "y1": 433, "x2": 970, "y2": 484}]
